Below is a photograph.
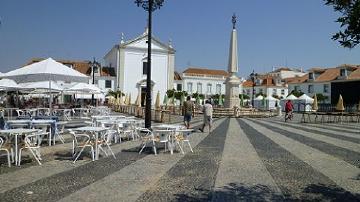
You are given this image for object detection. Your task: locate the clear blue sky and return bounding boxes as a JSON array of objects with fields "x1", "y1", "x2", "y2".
[{"x1": 0, "y1": 0, "x2": 359, "y2": 77}]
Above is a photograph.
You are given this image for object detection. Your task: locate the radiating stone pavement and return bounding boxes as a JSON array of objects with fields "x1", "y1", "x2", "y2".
[{"x1": 0, "y1": 115, "x2": 359, "y2": 201}]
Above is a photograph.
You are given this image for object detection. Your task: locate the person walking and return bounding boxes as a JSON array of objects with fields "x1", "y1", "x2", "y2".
[
  {"x1": 183, "y1": 96, "x2": 194, "y2": 129},
  {"x1": 200, "y1": 100, "x2": 213, "y2": 132},
  {"x1": 285, "y1": 100, "x2": 294, "y2": 121}
]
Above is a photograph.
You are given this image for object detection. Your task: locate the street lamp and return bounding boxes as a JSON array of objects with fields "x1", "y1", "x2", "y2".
[
  {"x1": 250, "y1": 70, "x2": 257, "y2": 107},
  {"x1": 89, "y1": 58, "x2": 100, "y2": 106},
  {"x1": 135, "y1": 0, "x2": 164, "y2": 129}
]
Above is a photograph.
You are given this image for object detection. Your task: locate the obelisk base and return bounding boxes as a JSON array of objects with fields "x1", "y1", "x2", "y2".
[{"x1": 225, "y1": 75, "x2": 241, "y2": 108}]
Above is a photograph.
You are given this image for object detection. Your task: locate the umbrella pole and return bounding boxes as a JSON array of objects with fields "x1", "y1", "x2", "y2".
[{"x1": 49, "y1": 79, "x2": 52, "y2": 115}]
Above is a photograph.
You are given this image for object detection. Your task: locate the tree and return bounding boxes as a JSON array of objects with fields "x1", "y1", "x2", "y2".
[
  {"x1": 239, "y1": 94, "x2": 250, "y2": 100},
  {"x1": 325, "y1": 0, "x2": 360, "y2": 48},
  {"x1": 289, "y1": 90, "x2": 304, "y2": 97},
  {"x1": 107, "y1": 90, "x2": 124, "y2": 97},
  {"x1": 314, "y1": 93, "x2": 329, "y2": 103}
]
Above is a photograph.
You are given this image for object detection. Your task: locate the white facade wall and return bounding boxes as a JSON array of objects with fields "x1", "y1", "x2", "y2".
[
  {"x1": 279, "y1": 71, "x2": 306, "y2": 79},
  {"x1": 182, "y1": 76, "x2": 226, "y2": 96},
  {"x1": 122, "y1": 50, "x2": 169, "y2": 104},
  {"x1": 97, "y1": 78, "x2": 115, "y2": 93},
  {"x1": 242, "y1": 86, "x2": 288, "y2": 99},
  {"x1": 288, "y1": 82, "x2": 331, "y2": 103}
]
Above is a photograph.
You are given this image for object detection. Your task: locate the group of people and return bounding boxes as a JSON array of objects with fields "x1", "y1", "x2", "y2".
[{"x1": 182, "y1": 96, "x2": 213, "y2": 132}]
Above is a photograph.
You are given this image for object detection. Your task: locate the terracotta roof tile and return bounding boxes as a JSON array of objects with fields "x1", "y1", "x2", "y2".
[
  {"x1": 315, "y1": 68, "x2": 339, "y2": 82},
  {"x1": 242, "y1": 80, "x2": 253, "y2": 87},
  {"x1": 183, "y1": 67, "x2": 229, "y2": 77},
  {"x1": 174, "y1": 71, "x2": 182, "y2": 80},
  {"x1": 261, "y1": 76, "x2": 274, "y2": 86},
  {"x1": 285, "y1": 74, "x2": 308, "y2": 84},
  {"x1": 348, "y1": 68, "x2": 360, "y2": 80}
]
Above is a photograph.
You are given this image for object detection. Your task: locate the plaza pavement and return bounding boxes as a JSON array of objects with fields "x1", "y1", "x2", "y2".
[{"x1": 0, "y1": 114, "x2": 359, "y2": 201}]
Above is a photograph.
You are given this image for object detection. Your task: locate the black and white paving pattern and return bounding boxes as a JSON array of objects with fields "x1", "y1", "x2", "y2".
[{"x1": 0, "y1": 116, "x2": 359, "y2": 201}]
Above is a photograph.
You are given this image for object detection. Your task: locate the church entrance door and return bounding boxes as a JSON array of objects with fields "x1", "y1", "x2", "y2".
[{"x1": 141, "y1": 87, "x2": 146, "y2": 106}]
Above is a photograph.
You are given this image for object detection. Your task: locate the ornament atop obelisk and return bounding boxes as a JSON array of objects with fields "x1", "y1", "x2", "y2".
[{"x1": 225, "y1": 14, "x2": 241, "y2": 108}]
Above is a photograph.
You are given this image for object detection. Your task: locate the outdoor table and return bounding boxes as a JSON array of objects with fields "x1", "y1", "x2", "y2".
[
  {"x1": 2, "y1": 108, "x2": 19, "y2": 120},
  {"x1": 73, "y1": 126, "x2": 108, "y2": 160},
  {"x1": 0, "y1": 128, "x2": 38, "y2": 166},
  {"x1": 7, "y1": 119, "x2": 57, "y2": 145},
  {"x1": 153, "y1": 124, "x2": 183, "y2": 154},
  {"x1": 32, "y1": 120, "x2": 56, "y2": 146}
]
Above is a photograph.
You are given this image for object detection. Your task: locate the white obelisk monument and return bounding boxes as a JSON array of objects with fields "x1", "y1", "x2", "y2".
[{"x1": 225, "y1": 14, "x2": 241, "y2": 108}]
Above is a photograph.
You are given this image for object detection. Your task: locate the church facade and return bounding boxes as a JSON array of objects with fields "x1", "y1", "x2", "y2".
[{"x1": 104, "y1": 29, "x2": 175, "y2": 105}]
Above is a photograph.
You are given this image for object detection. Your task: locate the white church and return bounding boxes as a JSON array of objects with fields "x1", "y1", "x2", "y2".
[{"x1": 103, "y1": 28, "x2": 175, "y2": 105}]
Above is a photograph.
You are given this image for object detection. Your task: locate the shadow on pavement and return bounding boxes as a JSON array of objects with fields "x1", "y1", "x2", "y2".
[{"x1": 173, "y1": 182, "x2": 360, "y2": 202}]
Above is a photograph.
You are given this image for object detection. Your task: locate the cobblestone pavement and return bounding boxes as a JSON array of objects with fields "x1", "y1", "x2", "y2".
[{"x1": 0, "y1": 114, "x2": 359, "y2": 201}]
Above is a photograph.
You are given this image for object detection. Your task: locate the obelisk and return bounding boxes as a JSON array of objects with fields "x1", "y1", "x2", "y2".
[{"x1": 225, "y1": 14, "x2": 241, "y2": 108}]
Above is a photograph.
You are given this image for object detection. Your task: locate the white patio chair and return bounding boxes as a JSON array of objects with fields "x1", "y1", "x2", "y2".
[
  {"x1": 0, "y1": 136, "x2": 13, "y2": 167},
  {"x1": 153, "y1": 129, "x2": 172, "y2": 152},
  {"x1": 175, "y1": 129, "x2": 194, "y2": 153},
  {"x1": 70, "y1": 131, "x2": 95, "y2": 163},
  {"x1": 122, "y1": 122, "x2": 135, "y2": 141},
  {"x1": 16, "y1": 110, "x2": 26, "y2": 118},
  {"x1": 138, "y1": 128, "x2": 157, "y2": 155},
  {"x1": 54, "y1": 122, "x2": 67, "y2": 145},
  {"x1": 32, "y1": 124, "x2": 50, "y2": 145},
  {"x1": 18, "y1": 132, "x2": 44, "y2": 166},
  {"x1": 98, "y1": 131, "x2": 116, "y2": 159}
]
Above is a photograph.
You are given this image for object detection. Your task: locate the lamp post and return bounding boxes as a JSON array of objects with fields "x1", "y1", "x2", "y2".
[
  {"x1": 135, "y1": 0, "x2": 164, "y2": 129},
  {"x1": 250, "y1": 70, "x2": 257, "y2": 107},
  {"x1": 89, "y1": 58, "x2": 100, "y2": 106}
]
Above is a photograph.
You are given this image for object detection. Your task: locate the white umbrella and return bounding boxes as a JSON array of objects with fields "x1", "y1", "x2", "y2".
[
  {"x1": 0, "y1": 78, "x2": 22, "y2": 90},
  {"x1": 20, "y1": 81, "x2": 63, "y2": 92},
  {"x1": 285, "y1": 94, "x2": 298, "y2": 100},
  {"x1": 3, "y1": 58, "x2": 88, "y2": 83},
  {"x1": 64, "y1": 83, "x2": 102, "y2": 94},
  {"x1": 2, "y1": 58, "x2": 89, "y2": 110}
]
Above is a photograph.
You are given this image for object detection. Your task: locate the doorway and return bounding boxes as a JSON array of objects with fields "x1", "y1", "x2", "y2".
[{"x1": 141, "y1": 87, "x2": 147, "y2": 106}]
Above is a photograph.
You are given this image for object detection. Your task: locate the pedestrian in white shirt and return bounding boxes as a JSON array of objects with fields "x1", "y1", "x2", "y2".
[{"x1": 200, "y1": 100, "x2": 213, "y2": 132}]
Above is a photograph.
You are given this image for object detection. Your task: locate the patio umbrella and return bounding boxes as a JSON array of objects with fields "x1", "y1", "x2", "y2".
[
  {"x1": 218, "y1": 94, "x2": 223, "y2": 106},
  {"x1": 124, "y1": 94, "x2": 128, "y2": 105},
  {"x1": 180, "y1": 93, "x2": 185, "y2": 105},
  {"x1": 136, "y1": 92, "x2": 142, "y2": 107},
  {"x1": 135, "y1": 93, "x2": 140, "y2": 106},
  {"x1": 163, "y1": 93, "x2": 168, "y2": 105},
  {"x1": 128, "y1": 93, "x2": 132, "y2": 105},
  {"x1": 0, "y1": 78, "x2": 22, "y2": 90},
  {"x1": 240, "y1": 94, "x2": 244, "y2": 107},
  {"x1": 312, "y1": 94, "x2": 318, "y2": 111},
  {"x1": 196, "y1": 95, "x2": 201, "y2": 105},
  {"x1": 155, "y1": 91, "x2": 161, "y2": 109},
  {"x1": 262, "y1": 96, "x2": 266, "y2": 109},
  {"x1": 3, "y1": 58, "x2": 89, "y2": 110},
  {"x1": 20, "y1": 81, "x2": 63, "y2": 93},
  {"x1": 171, "y1": 93, "x2": 176, "y2": 105},
  {"x1": 119, "y1": 94, "x2": 123, "y2": 105},
  {"x1": 64, "y1": 83, "x2": 102, "y2": 94},
  {"x1": 335, "y1": 94, "x2": 345, "y2": 111}
]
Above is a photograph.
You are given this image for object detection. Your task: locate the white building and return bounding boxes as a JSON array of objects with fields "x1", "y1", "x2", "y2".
[
  {"x1": 104, "y1": 29, "x2": 175, "y2": 104},
  {"x1": 287, "y1": 64, "x2": 360, "y2": 104},
  {"x1": 241, "y1": 67, "x2": 306, "y2": 100},
  {"x1": 180, "y1": 67, "x2": 229, "y2": 96}
]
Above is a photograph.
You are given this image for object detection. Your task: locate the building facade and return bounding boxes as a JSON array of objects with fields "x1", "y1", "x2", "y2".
[
  {"x1": 241, "y1": 67, "x2": 304, "y2": 100},
  {"x1": 287, "y1": 64, "x2": 360, "y2": 104},
  {"x1": 103, "y1": 29, "x2": 175, "y2": 105},
  {"x1": 180, "y1": 67, "x2": 229, "y2": 97}
]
